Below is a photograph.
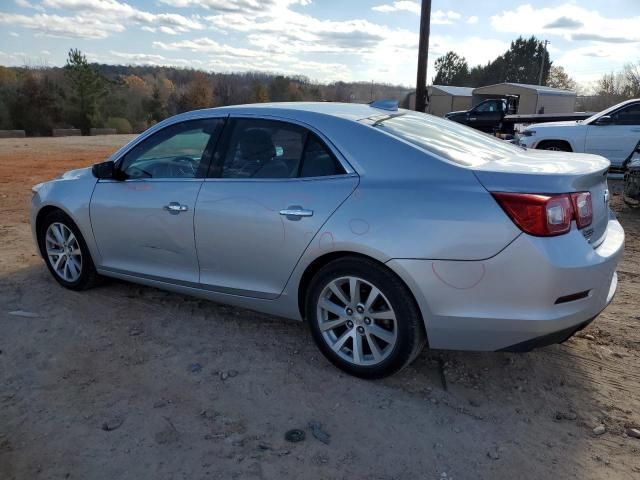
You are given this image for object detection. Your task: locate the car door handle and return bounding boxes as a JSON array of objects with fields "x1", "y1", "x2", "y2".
[
  {"x1": 164, "y1": 202, "x2": 188, "y2": 214},
  {"x1": 631, "y1": 128, "x2": 640, "y2": 132},
  {"x1": 279, "y1": 207, "x2": 313, "y2": 219}
]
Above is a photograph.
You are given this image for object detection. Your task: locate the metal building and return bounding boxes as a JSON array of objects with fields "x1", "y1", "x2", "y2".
[
  {"x1": 427, "y1": 85, "x2": 474, "y2": 116},
  {"x1": 471, "y1": 83, "x2": 576, "y2": 115}
]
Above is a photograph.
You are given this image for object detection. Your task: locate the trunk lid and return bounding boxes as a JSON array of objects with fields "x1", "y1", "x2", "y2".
[{"x1": 472, "y1": 149, "x2": 610, "y2": 247}]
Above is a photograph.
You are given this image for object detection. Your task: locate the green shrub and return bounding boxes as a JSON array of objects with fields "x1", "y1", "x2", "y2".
[
  {"x1": 132, "y1": 120, "x2": 148, "y2": 133},
  {"x1": 105, "y1": 117, "x2": 133, "y2": 134}
]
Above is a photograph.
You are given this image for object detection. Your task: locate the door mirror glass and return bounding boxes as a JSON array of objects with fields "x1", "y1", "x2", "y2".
[
  {"x1": 595, "y1": 115, "x2": 613, "y2": 126},
  {"x1": 92, "y1": 160, "x2": 115, "y2": 179}
]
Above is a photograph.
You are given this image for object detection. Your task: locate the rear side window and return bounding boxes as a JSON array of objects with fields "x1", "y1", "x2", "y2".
[
  {"x1": 213, "y1": 118, "x2": 346, "y2": 178},
  {"x1": 218, "y1": 119, "x2": 306, "y2": 178},
  {"x1": 300, "y1": 134, "x2": 345, "y2": 177}
]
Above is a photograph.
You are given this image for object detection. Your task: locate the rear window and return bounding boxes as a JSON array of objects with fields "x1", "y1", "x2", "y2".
[{"x1": 371, "y1": 112, "x2": 524, "y2": 167}]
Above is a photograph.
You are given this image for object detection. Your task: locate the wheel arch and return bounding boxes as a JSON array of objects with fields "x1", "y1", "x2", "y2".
[
  {"x1": 34, "y1": 205, "x2": 67, "y2": 256},
  {"x1": 536, "y1": 139, "x2": 574, "y2": 151},
  {"x1": 297, "y1": 251, "x2": 428, "y2": 344},
  {"x1": 34, "y1": 204, "x2": 90, "y2": 260}
]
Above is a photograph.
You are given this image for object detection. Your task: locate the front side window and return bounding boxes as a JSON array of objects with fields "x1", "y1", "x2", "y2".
[
  {"x1": 216, "y1": 119, "x2": 345, "y2": 179},
  {"x1": 612, "y1": 103, "x2": 640, "y2": 125},
  {"x1": 475, "y1": 100, "x2": 499, "y2": 113},
  {"x1": 120, "y1": 119, "x2": 223, "y2": 179}
]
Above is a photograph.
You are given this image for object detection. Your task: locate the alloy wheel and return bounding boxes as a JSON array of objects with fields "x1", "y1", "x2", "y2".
[
  {"x1": 316, "y1": 276, "x2": 398, "y2": 366},
  {"x1": 45, "y1": 222, "x2": 83, "y2": 282}
]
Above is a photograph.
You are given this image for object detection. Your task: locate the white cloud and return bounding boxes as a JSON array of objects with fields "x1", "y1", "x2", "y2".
[
  {"x1": 15, "y1": 0, "x2": 44, "y2": 11},
  {"x1": 108, "y1": 50, "x2": 203, "y2": 67},
  {"x1": 158, "y1": 0, "x2": 311, "y2": 12},
  {"x1": 154, "y1": 37, "x2": 264, "y2": 59},
  {"x1": 40, "y1": 0, "x2": 205, "y2": 35},
  {"x1": 491, "y1": 4, "x2": 640, "y2": 44},
  {"x1": 9, "y1": 31, "x2": 19, "y2": 37},
  {"x1": 432, "y1": 10, "x2": 462, "y2": 25},
  {"x1": 429, "y1": 35, "x2": 510, "y2": 70},
  {"x1": 206, "y1": 8, "x2": 416, "y2": 55},
  {"x1": 490, "y1": 4, "x2": 640, "y2": 84},
  {"x1": 372, "y1": 1, "x2": 420, "y2": 14},
  {"x1": 466, "y1": 16, "x2": 478, "y2": 25},
  {"x1": 0, "y1": 12, "x2": 124, "y2": 39}
]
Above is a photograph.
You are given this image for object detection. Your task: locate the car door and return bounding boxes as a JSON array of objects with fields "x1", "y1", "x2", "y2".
[
  {"x1": 468, "y1": 100, "x2": 503, "y2": 132},
  {"x1": 90, "y1": 117, "x2": 225, "y2": 284},
  {"x1": 585, "y1": 102, "x2": 640, "y2": 168},
  {"x1": 194, "y1": 117, "x2": 358, "y2": 299}
]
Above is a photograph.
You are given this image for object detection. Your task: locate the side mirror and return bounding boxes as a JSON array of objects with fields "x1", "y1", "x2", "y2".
[
  {"x1": 92, "y1": 160, "x2": 115, "y2": 179},
  {"x1": 595, "y1": 115, "x2": 613, "y2": 126}
]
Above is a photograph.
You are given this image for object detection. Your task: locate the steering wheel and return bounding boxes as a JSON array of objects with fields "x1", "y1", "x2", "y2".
[{"x1": 169, "y1": 155, "x2": 199, "y2": 177}]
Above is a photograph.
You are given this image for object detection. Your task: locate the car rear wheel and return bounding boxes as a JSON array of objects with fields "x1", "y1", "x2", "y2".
[
  {"x1": 38, "y1": 210, "x2": 98, "y2": 290},
  {"x1": 306, "y1": 257, "x2": 425, "y2": 379},
  {"x1": 537, "y1": 140, "x2": 572, "y2": 152}
]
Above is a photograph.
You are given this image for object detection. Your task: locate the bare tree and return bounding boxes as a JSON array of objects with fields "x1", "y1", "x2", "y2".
[{"x1": 546, "y1": 66, "x2": 577, "y2": 91}]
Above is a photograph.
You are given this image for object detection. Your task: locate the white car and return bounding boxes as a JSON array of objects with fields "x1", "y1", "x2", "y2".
[{"x1": 519, "y1": 99, "x2": 640, "y2": 169}]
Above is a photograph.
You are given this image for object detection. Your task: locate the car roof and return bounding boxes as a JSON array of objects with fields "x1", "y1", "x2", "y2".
[{"x1": 177, "y1": 102, "x2": 397, "y2": 122}]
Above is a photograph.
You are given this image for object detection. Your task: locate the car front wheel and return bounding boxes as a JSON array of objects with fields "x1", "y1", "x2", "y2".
[
  {"x1": 38, "y1": 210, "x2": 98, "y2": 290},
  {"x1": 306, "y1": 257, "x2": 425, "y2": 379},
  {"x1": 537, "y1": 140, "x2": 572, "y2": 152}
]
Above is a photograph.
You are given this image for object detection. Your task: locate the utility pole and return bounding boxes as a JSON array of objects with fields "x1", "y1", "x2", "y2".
[
  {"x1": 538, "y1": 39, "x2": 549, "y2": 86},
  {"x1": 415, "y1": 0, "x2": 431, "y2": 112}
]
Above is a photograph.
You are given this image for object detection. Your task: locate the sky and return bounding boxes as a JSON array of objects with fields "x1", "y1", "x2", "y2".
[{"x1": 0, "y1": 0, "x2": 639, "y2": 89}]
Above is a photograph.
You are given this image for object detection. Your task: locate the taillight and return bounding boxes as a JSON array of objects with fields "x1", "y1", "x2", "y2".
[
  {"x1": 492, "y1": 191, "x2": 591, "y2": 237},
  {"x1": 570, "y1": 192, "x2": 593, "y2": 229}
]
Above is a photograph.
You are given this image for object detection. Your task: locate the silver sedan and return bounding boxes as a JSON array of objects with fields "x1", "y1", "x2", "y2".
[{"x1": 31, "y1": 102, "x2": 624, "y2": 378}]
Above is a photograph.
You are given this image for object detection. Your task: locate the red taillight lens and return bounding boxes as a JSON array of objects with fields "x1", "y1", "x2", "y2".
[
  {"x1": 570, "y1": 192, "x2": 593, "y2": 229},
  {"x1": 492, "y1": 192, "x2": 573, "y2": 236}
]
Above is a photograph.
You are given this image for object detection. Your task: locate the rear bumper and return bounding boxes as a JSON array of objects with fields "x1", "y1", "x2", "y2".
[
  {"x1": 388, "y1": 216, "x2": 624, "y2": 351},
  {"x1": 498, "y1": 316, "x2": 595, "y2": 352}
]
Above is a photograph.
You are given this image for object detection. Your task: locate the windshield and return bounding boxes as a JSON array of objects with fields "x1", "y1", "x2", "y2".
[{"x1": 369, "y1": 110, "x2": 524, "y2": 167}]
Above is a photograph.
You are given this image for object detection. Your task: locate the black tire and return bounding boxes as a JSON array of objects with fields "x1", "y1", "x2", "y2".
[
  {"x1": 305, "y1": 256, "x2": 426, "y2": 379},
  {"x1": 537, "y1": 140, "x2": 572, "y2": 152},
  {"x1": 37, "y1": 209, "x2": 99, "y2": 291}
]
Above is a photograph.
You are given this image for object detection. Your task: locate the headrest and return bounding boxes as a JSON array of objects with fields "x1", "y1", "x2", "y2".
[{"x1": 238, "y1": 128, "x2": 276, "y2": 161}]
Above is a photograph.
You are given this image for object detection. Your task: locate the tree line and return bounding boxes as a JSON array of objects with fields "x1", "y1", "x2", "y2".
[
  {"x1": 2, "y1": 41, "x2": 639, "y2": 136},
  {"x1": 0, "y1": 49, "x2": 411, "y2": 136}
]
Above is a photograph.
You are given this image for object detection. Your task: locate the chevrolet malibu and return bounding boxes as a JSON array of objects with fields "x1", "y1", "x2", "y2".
[{"x1": 31, "y1": 102, "x2": 624, "y2": 378}]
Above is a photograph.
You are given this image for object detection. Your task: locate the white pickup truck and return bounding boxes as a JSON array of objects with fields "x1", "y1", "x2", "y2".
[{"x1": 519, "y1": 99, "x2": 640, "y2": 170}]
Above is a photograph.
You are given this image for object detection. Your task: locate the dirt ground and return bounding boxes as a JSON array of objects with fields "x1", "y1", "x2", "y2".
[{"x1": 1, "y1": 136, "x2": 639, "y2": 480}]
